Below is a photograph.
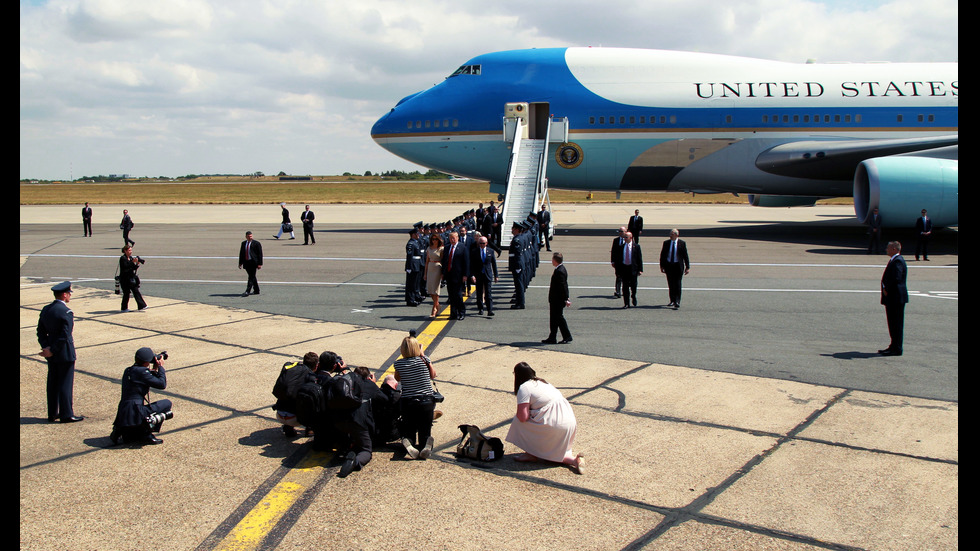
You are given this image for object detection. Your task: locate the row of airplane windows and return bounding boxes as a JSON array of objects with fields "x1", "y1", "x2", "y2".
[
  {"x1": 588, "y1": 113, "x2": 939, "y2": 125},
  {"x1": 406, "y1": 113, "x2": 939, "y2": 130}
]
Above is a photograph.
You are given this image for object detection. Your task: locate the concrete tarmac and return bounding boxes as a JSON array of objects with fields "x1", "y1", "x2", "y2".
[{"x1": 20, "y1": 203, "x2": 957, "y2": 550}]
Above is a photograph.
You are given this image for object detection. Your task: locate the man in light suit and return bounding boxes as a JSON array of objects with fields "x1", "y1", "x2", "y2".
[
  {"x1": 914, "y1": 209, "x2": 932, "y2": 261},
  {"x1": 37, "y1": 281, "x2": 83, "y2": 423},
  {"x1": 469, "y1": 235, "x2": 498, "y2": 316},
  {"x1": 239, "y1": 231, "x2": 263, "y2": 296},
  {"x1": 627, "y1": 209, "x2": 643, "y2": 243},
  {"x1": 542, "y1": 252, "x2": 572, "y2": 344},
  {"x1": 659, "y1": 229, "x2": 690, "y2": 309},
  {"x1": 879, "y1": 241, "x2": 909, "y2": 356},
  {"x1": 441, "y1": 231, "x2": 470, "y2": 320},
  {"x1": 614, "y1": 232, "x2": 643, "y2": 308},
  {"x1": 301, "y1": 205, "x2": 316, "y2": 245}
]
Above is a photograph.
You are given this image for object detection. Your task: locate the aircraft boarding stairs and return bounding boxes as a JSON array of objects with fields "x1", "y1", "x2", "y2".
[{"x1": 499, "y1": 110, "x2": 567, "y2": 249}]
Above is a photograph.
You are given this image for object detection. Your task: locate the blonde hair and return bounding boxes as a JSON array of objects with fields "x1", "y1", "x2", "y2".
[{"x1": 400, "y1": 336, "x2": 423, "y2": 358}]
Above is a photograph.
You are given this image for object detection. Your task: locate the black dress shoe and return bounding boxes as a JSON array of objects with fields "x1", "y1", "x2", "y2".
[
  {"x1": 511, "y1": 304, "x2": 524, "y2": 309},
  {"x1": 339, "y1": 451, "x2": 357, "y2": 478},
  {"x1": 60, "y1": 416, "x2": 85, "y2": 423},
  {"x1": 141, "y1": 434, "x2": 163, "y2": 445},
  {"x1": 541, "y1": 338, "x2": 558, "y2": 344},
  {"x1": 632, "y1": 297, "x2": 637, "y2": 307},
  {"x1": 487, "y1": 311, "x2": 494, "y2": 317},
  {"x1": 109, "y1": 429, "x2": 121, "y2": 445},
  {"x1": 559, "y1": 338, "x2": 573, "y2": 344}
]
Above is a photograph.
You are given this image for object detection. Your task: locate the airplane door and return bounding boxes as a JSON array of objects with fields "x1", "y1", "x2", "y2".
[{"x1": 528, "y1": 103, "x2": 550, "y2": 139}]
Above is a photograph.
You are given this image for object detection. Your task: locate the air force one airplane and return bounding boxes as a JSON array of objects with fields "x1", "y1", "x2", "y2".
[{"x1": 371, "y1": 47, "x2": 957, "y2": 229}]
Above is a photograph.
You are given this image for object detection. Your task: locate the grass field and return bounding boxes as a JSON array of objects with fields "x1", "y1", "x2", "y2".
[{"x1": 19, "y1": 176, "x2": 853, "y2": 206}]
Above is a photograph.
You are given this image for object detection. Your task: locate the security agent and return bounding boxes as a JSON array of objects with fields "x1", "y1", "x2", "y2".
[{"x1": 110, "y1": 347, "x2": 173, "y2": 445}]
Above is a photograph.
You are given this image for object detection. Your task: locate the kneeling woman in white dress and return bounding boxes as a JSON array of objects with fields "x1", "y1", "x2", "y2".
[{"x1": 505, "y1": 362, "x2": 584, "y2": 474}]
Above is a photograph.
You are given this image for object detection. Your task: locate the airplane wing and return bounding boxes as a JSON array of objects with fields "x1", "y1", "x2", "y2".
[{"x1": 755, "y1": 135, "x2": 958, "y2": 180}]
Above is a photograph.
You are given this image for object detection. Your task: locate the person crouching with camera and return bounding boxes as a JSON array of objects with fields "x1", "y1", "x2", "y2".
[{"x1": 110, "y1": 347, "x2": 173, "y2": 445}]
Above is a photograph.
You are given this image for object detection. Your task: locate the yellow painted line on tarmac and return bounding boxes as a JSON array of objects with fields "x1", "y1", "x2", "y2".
[
  {"x1": 206, "y1": 295, "x2": 468, "y2": 550},
  {"x1": 377, "y1": 295, "x2": 467, "y2": 380},
  {"x1": 212, "y1": 450, "x2": 332, "y2": 551}
]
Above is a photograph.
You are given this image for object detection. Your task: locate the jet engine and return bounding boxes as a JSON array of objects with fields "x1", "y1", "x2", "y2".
[{"x1": 853, "y1": 157, "x2": 958, "y2": 228}]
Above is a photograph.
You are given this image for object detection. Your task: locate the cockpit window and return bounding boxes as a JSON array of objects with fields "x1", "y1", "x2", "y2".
[{"x1": 449, "y1": 64, "x2": 481, "y2": 78}]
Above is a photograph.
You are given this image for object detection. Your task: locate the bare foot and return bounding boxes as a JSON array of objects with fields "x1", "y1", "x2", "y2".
[{"x1": 572, "y1": 453, "x2": 584, "y2": 475}]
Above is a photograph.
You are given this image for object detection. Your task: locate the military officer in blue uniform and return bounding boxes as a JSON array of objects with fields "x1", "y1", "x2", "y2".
[
  {"x1": 110, "y1": 347, "x2": 173, "y2": 445},
  {"x1": 37, "y1": 281, "x2": 84, "y2": 423},
  {"x1": 405, "y1": 224, "x2": 425, "y2": 306}
]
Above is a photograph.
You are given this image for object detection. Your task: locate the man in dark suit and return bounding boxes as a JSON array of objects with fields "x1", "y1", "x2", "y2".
[
  {"x1": 659, "y1": 229, "x2": 690, "y2": 309},
  {"x1": 537, "y1": 204, "x2": 552, "y2": 251},
  {"x1": 542, "y1": 252, "x2": 572, "y2": 344},
  {"x1": 610, "y1": 226, "x2": 626, "y2": 298},
  {"x1": 867, "y1": 207, "x2": 883, "y2": 254},
  {"x1": 627, "y1": 209, "x2": 643, "y2": 243},
  {"x1": 614, "y1": 231, "x2": 643, "y2": 308},
  {"x1": 36, "y1": 281, "x2": 83, "y2": 423},
  {"x1": 81, "y1": 202, "x2": 93, "y2": 237},
  {"x1": 441, "y1": 231, "x2": 470, "y2": 320},
  {"x1": 879, "y1": 241, "x2": 909, "y2": 356},
  {"x1": 469, "y1": 235, "x2": 498, "y2": 316},
  {"x1": 301, "y1": 205, "x2": 316, "y2": 245},
  {"x1": 238, "y1": 231, "x2": 263, "y2": 296},
  {"x1": 914, "y1": 209, "x2": 932, "y2": 261},
  {"x1": 120, "y1": 209, "x2": 135, "y2": 246}
]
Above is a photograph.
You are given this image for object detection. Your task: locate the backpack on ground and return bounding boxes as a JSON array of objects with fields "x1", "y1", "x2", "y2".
[
  {"x1": 325, "y1": 370, "x2": 362, "y2": 411},
  {"x1": 294, "y1": 381, "x2": 327, "y2": 427},
  {"x1": 455, "y1": 424, "x2": 504, "y2": 461}
]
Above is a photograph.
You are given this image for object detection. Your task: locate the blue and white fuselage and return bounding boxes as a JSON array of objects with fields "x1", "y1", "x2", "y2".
[{"x1": 371, "y1": 47, "x2": 957, "y2": 227}]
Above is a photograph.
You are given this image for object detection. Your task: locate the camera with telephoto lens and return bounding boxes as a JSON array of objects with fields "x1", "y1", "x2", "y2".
[
  {"x1": 155, "y1": 351, "x2": 168, "y2": 361},
  {"x1": 146, "y1": 410, "x2": 173, "y2": 427}
]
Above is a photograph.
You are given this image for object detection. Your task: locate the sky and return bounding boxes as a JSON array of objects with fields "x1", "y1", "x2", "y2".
[{"x1": 20, "y1": 0, "x2": 957, "y2": 181}]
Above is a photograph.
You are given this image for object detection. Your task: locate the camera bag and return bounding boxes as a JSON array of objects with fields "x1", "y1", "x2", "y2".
[{"x1": 454, "y1": 424, "x2": 504, "y2": 461}]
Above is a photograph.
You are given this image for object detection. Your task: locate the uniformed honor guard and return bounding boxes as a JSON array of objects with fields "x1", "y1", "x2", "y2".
[
  {"x1": 405, "y1": 224, "x2": 425, "y2": 306},
  {"x1": 509, "y1": 222, "x2": 526, "y2": 309}
]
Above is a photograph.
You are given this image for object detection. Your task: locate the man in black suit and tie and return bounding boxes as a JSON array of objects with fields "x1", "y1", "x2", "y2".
[
  {"x1": 441, "y1": 231, "x2": 470, "y2": 320},
  {"x1": 238, "y1": 231, "x2": 263, "y2": 296},
  {"x1": 470, "y1": 235, "x2": 498, "y2": 316},
  {"x1": 879, "y1": 241, "x2": 909, "y2": 356},
  {"x1": 659, "y1": 229, "x2": 690, "y2": 309},
  {"x1": 36, "y1": 281, "x2": 84, "y2": 423},
  {"x1": 301, "y1": 205, "x2": 316, "y2": 245},
  {"x1": 538, "y1": 204, "x2": 552, "y2": 251},
  {"x1": 610, "y1": 226, "x2": 626, "y2": 298},
  {"x1": 120, "y1": 209, "x2": 135, "y2": 246},
  {"x1": 81, "y1": 202, "x2": 93, "y2": 237},
  {"x1": 542, "y1": 252, "x2": 572, "y2": 344},
  {"x1": 614, "y1": 232, "x2": 643, "y2": 308},
  {"x1": 914, "y1": 209, "x2": 932, "y2": 261},
  {"x1": 867, "y1": 207, "x2": 883, "y2": 254},
  {"x1": 627, "y1": 209, "x2": 643, "y2": 243}
]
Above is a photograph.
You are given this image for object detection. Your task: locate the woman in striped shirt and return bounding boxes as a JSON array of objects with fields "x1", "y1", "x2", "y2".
[{"x1": 394, "y1": 335, "x2": 438, "y2": 459}]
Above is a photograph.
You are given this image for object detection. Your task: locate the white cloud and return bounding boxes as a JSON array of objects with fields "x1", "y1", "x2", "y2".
[{"x1": 20, "y1": 0, "x2": 957, "y2": 180}]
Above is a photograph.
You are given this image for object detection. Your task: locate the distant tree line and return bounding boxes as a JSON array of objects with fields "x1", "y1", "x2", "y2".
[{"x1": 356, "y1": 169, "x2": 451, "y2": 180}]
